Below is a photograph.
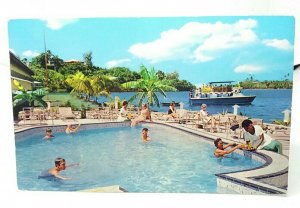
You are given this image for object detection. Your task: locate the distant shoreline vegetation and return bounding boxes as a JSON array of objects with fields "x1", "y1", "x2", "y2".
[
  {"x1": 24, "y1": 50, "x2": 292, "y2": 94},
  {"x1": 27, "y1": 50, "x2": 195, "y2": 93},
  {"x1": 239, "y1": 80, "x2": 293, "y2": 89}
]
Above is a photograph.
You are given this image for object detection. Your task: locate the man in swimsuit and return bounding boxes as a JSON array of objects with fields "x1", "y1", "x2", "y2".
[
  {"x1": 39, "y1": 157, "x2": 79, "y2": 180},
  {"x1": 141, "y1": 128, "x2": 151, "y2": 142},
  {"x1": 214, "y1": 138, "x2": 244, "y2": 157}
]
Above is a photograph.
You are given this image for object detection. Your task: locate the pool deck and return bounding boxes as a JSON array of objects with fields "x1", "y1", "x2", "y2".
[{"x1": 14, "y1": 118, "x2": 290, "y2": 194}]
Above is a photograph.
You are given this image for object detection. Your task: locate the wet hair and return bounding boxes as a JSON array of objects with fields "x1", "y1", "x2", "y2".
[
  {"x1": 241, "y1": 119, "x2": 253, "y2": 128},
  {"x1": 55, "y1": 158, "x2": 65, "y2": 166},
  {"x1": 201, "y1": 103, "x2": 207, "y2": 108},
  {"x1": 123, "y1": 101, "x2": 128, "y2": 106},
  {"x1": 142, "y1": 128, "x2": 148, "y2": 132},
  {"x1": 46, "y1": 128, "x2": 52, "y2": 133},
  {"x1": 214, "y1": 138, "x2": 222, "y2": 147}
]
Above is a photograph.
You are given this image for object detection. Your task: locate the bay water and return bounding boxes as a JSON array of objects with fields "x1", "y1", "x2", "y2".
[{"x1": 96, "y1": 89, "x2": 292, "y2": 123}]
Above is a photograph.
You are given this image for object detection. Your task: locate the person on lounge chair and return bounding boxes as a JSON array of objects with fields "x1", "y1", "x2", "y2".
[
  {"x1": 214, "y1": 138, "x2": 244, "y2": 157},
  {"x1": 199, "y1": 103, "x2": 215, "y2": 132},
  {"x1": 242, "y1": 119, "x2": 282, "y2": 154},
  {"x1": 117, "y1": 101, "x2": 130, "y2": 121}
]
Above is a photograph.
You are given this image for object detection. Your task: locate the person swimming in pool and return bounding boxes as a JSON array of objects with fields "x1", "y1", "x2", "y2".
[
  {"x1": 43, "y1": 128, "x2": 55, "y2": 140},
  {"x1": 65, "y1": 123, "x2": 81, "y2": 134},
  {"x1": 141, "y1": 128, "x2": 151, "y2": 142},
  {"x1": 39, "y1": 157, "x2": 79, "y2": 180},
  {"x1": 214, "y1": 138, "x2": 244, "y2": 158}
]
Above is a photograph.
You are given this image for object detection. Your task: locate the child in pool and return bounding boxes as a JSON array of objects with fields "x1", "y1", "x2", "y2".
[
  {"x1": 141, "y1": 128, "x2": 151, "y2": 142},
  {"x1": 43, "y1": 128, "x2": 54, "y2": 140}
]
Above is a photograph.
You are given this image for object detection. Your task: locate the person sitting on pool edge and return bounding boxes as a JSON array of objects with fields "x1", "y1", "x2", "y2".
[
  {"x1": 43, "y1": 128, "x2": 55, "y2": 140},
  {"x1": 141, "y1": 128, "x2": 151, "y2": 142},
  {"x1": 214, "y1": 138, "x2": 244, "y2": 157},
  {"x1": 65, "y1": 123, "x2": 81, "y2": 134},
  {"x1": 39, "y1": 157, "x2": 79, "y2": 180},
  {"x1": 167, "y1": 101, "x2": 178, "y2": 119},
  {"x1": 242, "y1": 119, "x2": 283, "y2": 154},
  {"x1": 131, "y1": 103, "x2": 152, "y2": 127}
]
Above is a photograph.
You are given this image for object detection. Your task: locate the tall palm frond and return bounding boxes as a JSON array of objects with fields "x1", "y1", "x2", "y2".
[{"x1": 121, "y1": 65, "x2": 177, "y2": 107}]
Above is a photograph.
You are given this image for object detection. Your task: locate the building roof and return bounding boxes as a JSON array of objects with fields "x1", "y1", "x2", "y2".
[
  {"x1": 64, "y1": 59, "x2": 83, "y2": 63},
  {"x1": 9, "y1": 51, "x2": 34, "y2": 75}
]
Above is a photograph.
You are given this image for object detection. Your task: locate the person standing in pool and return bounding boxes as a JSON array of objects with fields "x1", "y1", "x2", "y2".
[
  {"x1": 40, "y1": 157, "x2": 79, "y2": 180},
  {"x1": 65, "y1": 123, "x2": 81, "y2": 134},
  {"x1": 141, "y1": 128, "x2": 151, "y2": 142},
  {"x1": 43, "y1": 128, "x2": 55, "y2": 140},
  {"x1": 214, "y1": 138, "x2": 244, "y2": 157}
]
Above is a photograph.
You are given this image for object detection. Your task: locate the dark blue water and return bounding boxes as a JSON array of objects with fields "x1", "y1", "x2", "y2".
[{"x1": 96, "y1": 89, "x2": 292, "y2": 123}]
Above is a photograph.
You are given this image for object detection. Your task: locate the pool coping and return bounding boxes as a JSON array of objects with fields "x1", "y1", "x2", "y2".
[
  {"x1": 150, "y1": 121, "x2": 288, "y2": 195},
  {"x1": 14, "y1": 121, "x2": 289, "y2": 194}
]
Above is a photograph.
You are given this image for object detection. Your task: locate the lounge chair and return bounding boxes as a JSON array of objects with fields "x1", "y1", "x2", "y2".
[
  {"x1": 58, "y1": 107, "x2": 76, "y2": 120},
  {"x1": 21, "y1": 107, "x2": 34, "y2": 124}
]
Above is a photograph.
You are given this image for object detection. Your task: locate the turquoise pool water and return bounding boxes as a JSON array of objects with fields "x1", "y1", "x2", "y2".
[{"x1": 15, "y1": 124, "x2": 263, "y2": 193}]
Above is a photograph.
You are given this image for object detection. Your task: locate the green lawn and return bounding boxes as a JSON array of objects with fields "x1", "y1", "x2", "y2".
[{"x1": 43, "y1": 93, "x2": 98, "y2": 110}]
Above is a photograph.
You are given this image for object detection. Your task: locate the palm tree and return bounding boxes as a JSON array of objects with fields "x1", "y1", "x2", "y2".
[
  {"x1": 66, "y1": 71, "x2": 115, "y2": 101},
  {"x1": 66, "y1": 71, "x2": 93, "y2": 100},
  {"x1": 122, "y1": 65, "x2": 177, "y2": 107},
  {"x1": 13, "y1": 80, "x2": 48, "y2": 107},
  {"x1": 90, "y1": 74, "x2": 116, "y2": 100}
]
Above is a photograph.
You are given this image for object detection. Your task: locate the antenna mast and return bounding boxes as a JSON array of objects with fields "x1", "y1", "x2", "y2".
[{"x1": 44, "y1": 30, "x2": 48, "y2": 87}]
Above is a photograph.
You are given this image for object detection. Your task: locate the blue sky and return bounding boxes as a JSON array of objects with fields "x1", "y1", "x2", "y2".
[{"x1": 8, "y1": 16, "x2": 295, "y2": 85}]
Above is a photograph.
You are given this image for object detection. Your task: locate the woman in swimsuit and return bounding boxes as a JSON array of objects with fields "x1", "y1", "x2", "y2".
[{"x1": 131, "y1": 103, "x2": 151, "y2": 127}]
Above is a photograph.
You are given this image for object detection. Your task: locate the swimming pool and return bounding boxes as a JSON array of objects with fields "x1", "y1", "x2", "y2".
[{"x1": 15, "y1": 123, "x2": 264, "y2": 193}]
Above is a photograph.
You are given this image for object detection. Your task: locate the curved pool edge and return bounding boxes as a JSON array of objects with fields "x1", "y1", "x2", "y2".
[
  {"x1": 154, "y1": 121, "x2": 289, "y2": 195},
  {"x1": 14, "y1": 121, "x2": 289, "y2": 194}
]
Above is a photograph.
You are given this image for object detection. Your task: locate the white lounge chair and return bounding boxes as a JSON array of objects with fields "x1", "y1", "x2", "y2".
[{"x1": 58, "y1": 107, "x2": 76, "y2": 120}]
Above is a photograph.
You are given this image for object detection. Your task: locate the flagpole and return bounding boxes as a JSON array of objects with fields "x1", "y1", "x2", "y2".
[
  {"x1": 44, "y1": 29, "x2": 49, "y2": 101},
  {"x1": 44, "y1": 29, "x2": 48, "y2": 88}
]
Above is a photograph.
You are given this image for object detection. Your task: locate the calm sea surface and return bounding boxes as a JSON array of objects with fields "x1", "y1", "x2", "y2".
[{"x1": 96, "y1": 89, "x2": 292, "y2": 123}]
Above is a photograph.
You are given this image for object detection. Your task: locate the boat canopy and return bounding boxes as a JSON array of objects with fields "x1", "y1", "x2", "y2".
[{"x1": 208, "y1": 81, "x2": 235, "y2": 85}]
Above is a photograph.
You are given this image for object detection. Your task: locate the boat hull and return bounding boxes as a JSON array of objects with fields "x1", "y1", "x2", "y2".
[
  {"x1": 161, "y1": 102, "x2": 180, "y2": 106},
  {"x1": 189, "y1": 96, "x2": 256, "y2": 106}
]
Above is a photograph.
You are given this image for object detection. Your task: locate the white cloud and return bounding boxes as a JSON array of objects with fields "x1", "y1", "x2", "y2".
[
  {"x1": 262, "y1": 39, "x2": 293, "y2": 51},
  {"x1": 129, "y1": 18, "x2": 258, "y2": 63},
  {"x1": 234, "y1": 64, "x2": 264, "y2": 73},
  {"x1": 42, "y1": 18, "x2": 79, "y2": 30},
  {"x1": 22, "y1": 50, "x2": 40, "y2": 57},
  {"x1": 106, "y1": 59, "x2": 131, "y2": 68}
]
